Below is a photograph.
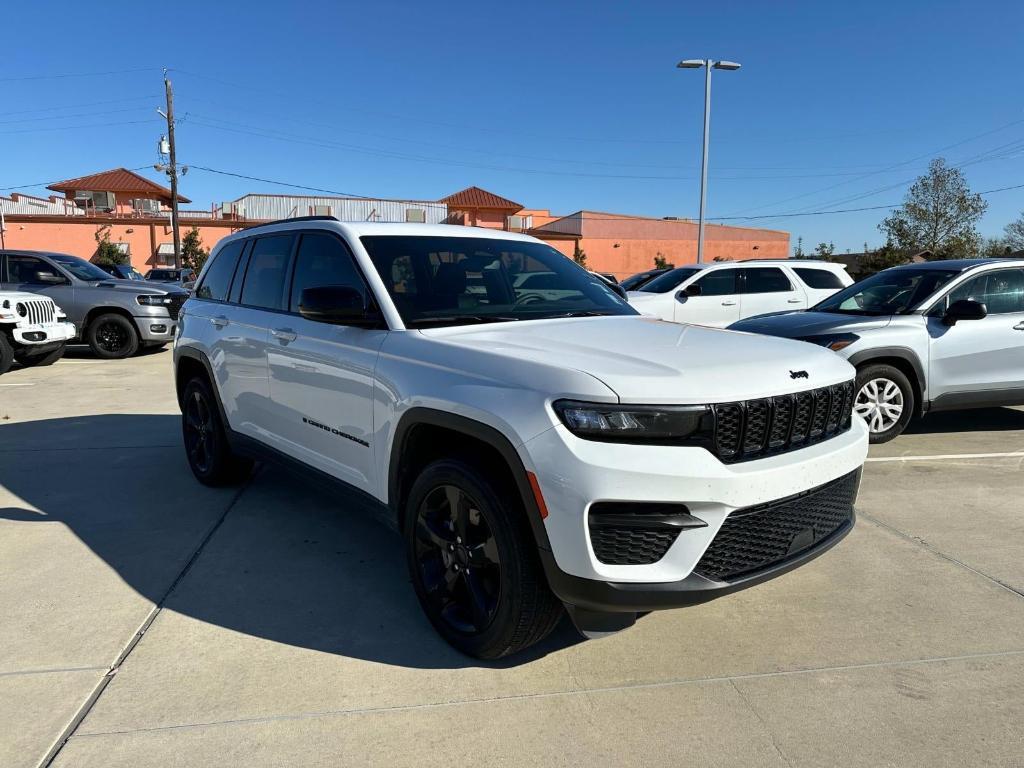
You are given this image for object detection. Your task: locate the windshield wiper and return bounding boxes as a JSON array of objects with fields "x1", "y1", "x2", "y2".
[
  {"x1": 540, "y1": 310, "x2": 618, "y2": 318},
  {"x1": 408, "y1": 315, "x2": 520, "y2": 328}
]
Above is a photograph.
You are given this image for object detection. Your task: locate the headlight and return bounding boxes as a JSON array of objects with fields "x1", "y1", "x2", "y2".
[
  {"x1": 16, "y1": 303, "x2": 27, "y2": 317},
  {"x1": 800, "y1": 333, "x2": 859, "y2": 352},
  {"x1": 137, "y1": 295, "x2": 172, "y2": 306},
  {"x1": 553, "y1": 400, "x2": 709, "y2": 442}
]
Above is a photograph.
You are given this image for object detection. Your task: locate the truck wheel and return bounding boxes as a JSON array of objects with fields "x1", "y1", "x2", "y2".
[
  {"x1": 14, "y1": 343, "x2": 66, "y2": 368},
  {"x1": 404, "y1": 459, "x2": 563, "y2": 659},
  {"x1": 0, "y1": 334, "x2": 13, "y2": 375},
  {"x1": 87, "y1": 313, "x2": 139, "y2": 359},
  {"x1": 181, "y1": 377, "x2": 253, "y2": 486},
  {"x1": 855, "y1": 363, "x2": 915, "y2": 444}
]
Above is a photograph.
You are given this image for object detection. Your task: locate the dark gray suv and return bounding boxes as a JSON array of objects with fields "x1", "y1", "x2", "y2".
[{"x1": 0, "y1": 249, "x2": 188, "y2": 359}]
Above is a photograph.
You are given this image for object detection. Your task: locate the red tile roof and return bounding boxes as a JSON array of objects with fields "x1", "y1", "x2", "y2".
[
  {"x1": 47, "y1": 168, "x2": 191, "y2": 204},
  {"x1": 439, "y1": 186, "x2": 522, "y2": 210}
]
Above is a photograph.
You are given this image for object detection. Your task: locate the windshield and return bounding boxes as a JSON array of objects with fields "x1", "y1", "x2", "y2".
[
  {"x1": 636, "y1": 267, "x2": 699, "y2": 293},
  {"x1": 812, "y1": 268, "x2": 959, "y2": 315},
  {"x1": 49, "y1": 253, "x2": 116, "y2": 282},
  {"x1": 360, "y1": 236, "x2": 637, "y2": 328}
]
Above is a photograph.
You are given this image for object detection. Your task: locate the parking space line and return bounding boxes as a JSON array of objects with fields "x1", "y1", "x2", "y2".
[
  {"x1": 867, "y1": 451, "x2": 1024, "y2": 462},
  {"x1": 0, "y1": 665, "x2": 107, "y2": 679},
  {"x1": 66, "y1": 647, "x2": 1024, "y2": 740}
]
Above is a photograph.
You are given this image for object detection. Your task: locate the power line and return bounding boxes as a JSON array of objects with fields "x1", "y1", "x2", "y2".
[
  {"x1": 0, "y1": 106, "x2": 152, "y2": 126},
  {"x1": 0, "y1": 118, "x2": 161, "y2": 135},
  {"x1": 0, "y1": 166, "x2": 155, "y2": 193},
  {"x1": 0, "y1": 95, "x2": 159, "y2": 118},
  {"x1": 186, "y1": 165, "x2": 373, "y2": 199},
  {"x1": 0, "y1": 67, "x2": 158, "y2": 83}
]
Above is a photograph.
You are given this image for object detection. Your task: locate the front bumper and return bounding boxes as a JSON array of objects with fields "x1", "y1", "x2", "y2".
[
  {"x1": 522, "y1": 416, "x2": 868, "y2": 614},
  {"x1": 13, "y1": 321, "x2": 76, "y2": 346},
  {"x1": 134, "y1": 315, "x2": 177, "y2": 343}
]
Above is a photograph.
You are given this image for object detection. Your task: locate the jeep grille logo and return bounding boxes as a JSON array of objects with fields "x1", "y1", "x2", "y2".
[{"x1": 789, "y1": 370, "x2": 809, "y2": 380}]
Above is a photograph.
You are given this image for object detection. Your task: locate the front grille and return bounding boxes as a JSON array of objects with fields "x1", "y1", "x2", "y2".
[
  {"x1": 590, "y1": 527, "x2": 679, "y2": 565},
  {"x1": 711, "y1": 380, "x2": 855, "y2": 463},
  {"x1": 22, "y1": 299, "x2": 55, "y2": 325},
  {"x1": 693, "y1": 470, "x2": 859, "y2": 582},
  {"x1": 166, "y1": 294, "x2": 187, "y2": 320}
]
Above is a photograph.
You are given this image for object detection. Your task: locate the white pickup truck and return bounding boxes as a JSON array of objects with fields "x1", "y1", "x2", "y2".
[{"x1": 0, "y1": 291, "x2": 75, "y2": 374}]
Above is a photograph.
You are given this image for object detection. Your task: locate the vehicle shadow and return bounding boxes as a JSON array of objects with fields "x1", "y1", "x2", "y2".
[
  {"x1": 0, "y1": 414, "x2": 581, "y2": 670},
  {"x1": 906, "y1": 406, "x2": 1024, "y2": 435}
]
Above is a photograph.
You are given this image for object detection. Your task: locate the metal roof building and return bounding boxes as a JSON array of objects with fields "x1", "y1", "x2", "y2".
[{"x1": 222, "y1": 194, "x2": 447, "y2": 224}]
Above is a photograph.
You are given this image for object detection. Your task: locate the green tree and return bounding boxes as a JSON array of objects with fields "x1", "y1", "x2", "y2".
[
  {"x1": 93, "y1": 228, "x2": 128, "y2": 266},
  {"x1": 859, "y1": 242, "x2": 912, "y2": 276},
  {"x1": 813, "y1": 241, "x2": 835, "y2": 260},
  {"x1": 879, "y1": 157, "x2": 987, "y2": 258},
  {"x1": 653, "y1": 252, "x2": 674, "y2": 269},
  {"x1": 180, "y1": 227, "x2": 209, "y2": 272},
  {"x1": 572, "y1": 241, "x2": 588, "y2": 268},
  {"x1": 1005, "y1": 211, "x2": 1024, "y2": 251},
  {"x1": 980, "y1": 237, "x2": 1012, "y2": 257}
]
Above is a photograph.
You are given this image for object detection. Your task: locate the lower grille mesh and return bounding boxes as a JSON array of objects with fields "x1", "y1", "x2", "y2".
[
  {"x1": 694, "y1": 470, "x2": 859, "y2": 582},
  {"x1": 590, "y1": 527, "x2": 679, "y2": 566}
]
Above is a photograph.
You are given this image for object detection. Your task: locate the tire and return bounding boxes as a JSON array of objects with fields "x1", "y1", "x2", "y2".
[
  {"x1": 0, "y1": 333, "x2": 13, "y2": 375},
  {"x1": 14, "y1": 342, "x2": 66, "y2": 368},
  {"x1": 181, "y1": 376, "x2": 254, "y2": 486},
  {"x1": 86, "y1": 313, "x2": 139, "y2": 359},
  {"x1": 854, "y1": 363, "x2": 915, "y2": 444},
  {"x1": 404, "y1": 459, "x2": 563, "y2": 659}
]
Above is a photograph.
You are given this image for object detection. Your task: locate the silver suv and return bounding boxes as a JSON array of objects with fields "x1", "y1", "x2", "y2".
[
  {"x1": 0, "y1": 249, "x2": 188, "y2": 358},
  {"x1": 730, "y1": 258, "x2": 1024, "y2": 442}
]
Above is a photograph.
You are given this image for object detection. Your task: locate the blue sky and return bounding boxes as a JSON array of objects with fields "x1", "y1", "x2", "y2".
[{"x1": 2, "y1": 0, "x2": 1023, "y2": 253}]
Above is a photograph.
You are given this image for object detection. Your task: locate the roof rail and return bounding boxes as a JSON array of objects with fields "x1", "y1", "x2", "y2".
[{"x1": 238, "y1": 215, "x2": 339, "y2": 233}]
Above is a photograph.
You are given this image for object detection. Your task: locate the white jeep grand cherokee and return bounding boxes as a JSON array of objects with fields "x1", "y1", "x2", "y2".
[{"x1": 173, "y1": 218, "x2": 868, "y2": 658}]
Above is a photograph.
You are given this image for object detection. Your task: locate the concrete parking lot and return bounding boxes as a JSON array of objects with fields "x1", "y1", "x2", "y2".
[{"x1": 2, "y1": 350, "x2": 1023, "y2": 767}]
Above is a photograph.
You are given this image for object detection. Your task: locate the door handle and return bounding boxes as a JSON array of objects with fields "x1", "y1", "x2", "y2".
[
  {"x1": 271, "y1": 328, "x2": 297, "y2": 343},
  {"x1": 210, "y1": 315, "x2": 229, "y2": 328},
  {"x1": 721, "y1": 300, "x2": 738, "y2": 306},
  {"x1": 787, "y1": 299, "x2": 802, "y2": 304},
  {"x1": 1013, "y1": 322, "x2": 1024, "y2": 331}
]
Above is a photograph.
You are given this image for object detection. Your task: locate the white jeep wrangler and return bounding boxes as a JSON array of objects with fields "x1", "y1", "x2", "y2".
[{"x1": 0, "y1": 291, "x2": 75, "y2": 374}]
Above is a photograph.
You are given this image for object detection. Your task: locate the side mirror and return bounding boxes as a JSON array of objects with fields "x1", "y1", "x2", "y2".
[
  {"x1": 943, "y1": 298, "x2": 987, "y2": 326},
  {"x1": 35, "y1": 271, "x2": 66, "y2": 285},
  {"x1": 609, "y1": 283, "x2": 627, "y2": 300},
  {"x1": 299, "y1": 285, "x2": 380, "y2": 327},
  {"x1": 685, "y1": 283, "x2": 702, "y2": 297}
]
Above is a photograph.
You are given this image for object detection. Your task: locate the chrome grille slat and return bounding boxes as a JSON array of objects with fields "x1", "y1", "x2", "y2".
[{"x1": 711, "y1": 380, "x2": 855, "y2": 464}]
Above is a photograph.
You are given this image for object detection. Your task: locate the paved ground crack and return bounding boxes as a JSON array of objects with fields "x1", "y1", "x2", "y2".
[
  {"x1": 728, "y1": 679, "x2": 794, "y2": 768},
  {"x1": 860, "y1": 510, "x2": 1024, "y2": 600},
  {"x1": 37, "y1": 473, "x2": 255, "y2": 768}
]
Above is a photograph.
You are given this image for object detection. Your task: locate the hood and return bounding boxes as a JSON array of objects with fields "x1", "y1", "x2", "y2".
[
  {"x1": 422, "y1": 316, "x2": 855, "y2": 403},
  {"x1": 85, "y1": 279, "x2": 187, "y2": 296},
  {"x1": 625, "y1": 291, "x2": 668, "y2": 316},
  {"x1": 0, "y1": 291, "x2": 57, "y2": 303},
  {"x1": 729, "y1": 310, "x2": 892, "y2": 338}
]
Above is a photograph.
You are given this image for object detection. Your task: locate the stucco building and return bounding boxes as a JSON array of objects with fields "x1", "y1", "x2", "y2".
[{"x1": 1, "y1": 171, "x2": 790, "y2": 278}]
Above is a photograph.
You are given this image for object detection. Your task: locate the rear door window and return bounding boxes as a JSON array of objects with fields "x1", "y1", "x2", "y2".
[
  {"x1": 240, "y1": 235, "x2": 294, "y2": 310},
  {"x1": 195, "y1": 240, "x2": 245, "y2": 301},
  {"x1": 742, "y1": 267, "x2": 793, "y2": 293},
  {"x1": 288, "y1": 232, "x2": 367, "y2": 312},
  {"x1": 793, "y1": 267, "x2": 845, "y2": 290}
]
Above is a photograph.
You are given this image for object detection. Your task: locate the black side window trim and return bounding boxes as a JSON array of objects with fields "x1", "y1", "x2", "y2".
[
  {"x1": 739, "y1": 267, "x2": 794, "y2": 294},
  {"x1": 284, "y1": 229, "x2": 375, "y2": 317}
]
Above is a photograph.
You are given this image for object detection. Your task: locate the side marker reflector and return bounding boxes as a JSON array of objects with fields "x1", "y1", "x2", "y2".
[{"x1": 526, "y1": 471, "x2": 549, "y2": 520}]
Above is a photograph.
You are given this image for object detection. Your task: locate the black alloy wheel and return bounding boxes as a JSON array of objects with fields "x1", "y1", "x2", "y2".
[
  {"x1": 413, "y1": 484, "x2": 502, "y2": 634},
  {"x1": 183, "y1": 386, "x2": 216, "y2": 476},
  {"x1": 86, "y1": 313, "x2": 139, "y2": 359}
]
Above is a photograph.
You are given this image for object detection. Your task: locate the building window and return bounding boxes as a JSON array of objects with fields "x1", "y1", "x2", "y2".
[
  {"x1": 74, "y1": 191, "x2": 116, "y2": 212},
  {"x1": 132, "y1": 199, "x2": 161, "y2": 214},
  {"x1": 405, "y1": 208, "x2": 427, "y2": 223},
  {"x1": 312, "y1": 204, "x2": 332, "y2": 217}
]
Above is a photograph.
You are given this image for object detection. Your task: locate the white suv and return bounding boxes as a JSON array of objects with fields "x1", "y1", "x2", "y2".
[
  {"x1": 627, "y1": 260, "x2": 852, "y2": 327},
  {"x1": 0, "y1": 291, "x2": 75, "y2": 374},
  {"x1": 173, "y1": 218, "x2": 868, "y2": 658}
]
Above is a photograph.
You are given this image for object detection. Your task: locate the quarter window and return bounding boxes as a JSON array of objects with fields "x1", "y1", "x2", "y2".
[
  {"x1": 943, "y1": 269, "x2": 1024, "y2": 315},
  {"x1": 195, "y1": 240, "x2": 244, "y2": 301},
  {"x1": 793, "y1": 267, "x2": 845, "y2": 290},
  {"x1": 240, "y1": 235, "x2": 294, "y2": 310},
  {"x1": 743, "y1": 267, "x2": 793, "y2": 294},
  {"x1": 289, "y1": 233, "x2": 366, "y2": 312},
  {"x1": 694, "y1": 270, "x2": 737, "y2": 297}
]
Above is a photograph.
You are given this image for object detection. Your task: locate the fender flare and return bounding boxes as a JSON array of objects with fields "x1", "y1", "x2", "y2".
[
  {"x1": 388, "y1": 407, "x2": 553, "y2": 551},
  {"x1": 847, "y1": 346, "x2": 927, "y2": 414}
]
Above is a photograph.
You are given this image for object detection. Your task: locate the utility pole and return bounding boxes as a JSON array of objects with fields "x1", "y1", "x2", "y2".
[{"x1": 158, "y1": 68, "x2": 182, "y2": 269}]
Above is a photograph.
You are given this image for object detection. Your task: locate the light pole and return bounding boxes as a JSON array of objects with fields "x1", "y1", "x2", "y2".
[{"x1": 677, "y1": 59, "x2": 741, "y2": 263}]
